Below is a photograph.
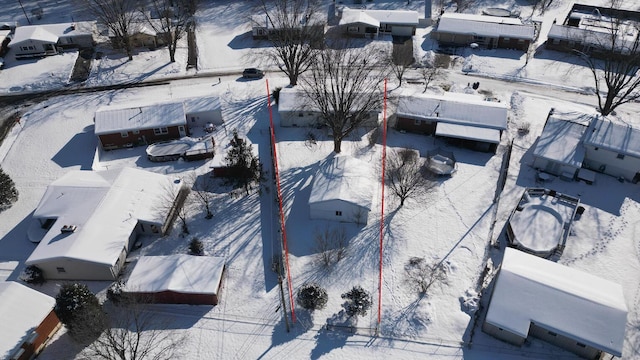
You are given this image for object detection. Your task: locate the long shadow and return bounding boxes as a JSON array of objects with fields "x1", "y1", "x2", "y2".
[
  {"x1": 51, "y1": 127, "x2": 97, "y2": 169},
  {"x1": 310, "y1": 312, "x2": 354, "y2": 360},
  {"x1": 228, "y1": 31, "x2": 271, "y2": 50},
  {"x1": 0, "y1": 212, "x2": 38, "y2": 281}
]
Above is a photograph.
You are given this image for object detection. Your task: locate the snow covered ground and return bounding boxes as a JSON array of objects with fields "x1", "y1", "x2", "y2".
[{"x1": 1, "y1": 0, "x2": 640, "y2": 359}]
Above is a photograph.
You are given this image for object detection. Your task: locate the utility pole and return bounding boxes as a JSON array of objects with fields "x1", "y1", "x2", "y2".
[{"x1": 18, "y1": 0, "x2": 31, "y2": 25}]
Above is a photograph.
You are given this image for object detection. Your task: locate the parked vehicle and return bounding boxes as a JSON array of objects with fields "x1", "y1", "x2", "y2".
[{"x1": 242, "y1": 68, "x2": 264, "y2": 79}]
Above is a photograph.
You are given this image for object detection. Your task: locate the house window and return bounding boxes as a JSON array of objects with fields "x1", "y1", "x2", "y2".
[
  {"x1": 191, "y1": 116, "x2": 196, "y2": 122},
  {"x1": 576, "y1": 342, "x2": 586, "y2": 348},
  {"x1": 503, "y1": 37, "x2": 510, "y2": 41},
  {"x1": 133, "y1": 130, "x2": 139, "y2": 134},
  {"x1": 56, "y1": 267, "x2": 66, "y2": 273},
  {"x1": 348, "y1": 26, "x2": 358, "y2": 33},
  {"x1": 336, "y1": 211, "x2": 342, "y2": 216},
  {"x1": 552, "y1": 38, "x2": 560, "y2": 45},
  {"x1": 617, "y1": 153, "x2": 625, "y2": 159},
  {"x1": 298, "y1": 113, "x2": 304, "y2": 117},
  {"x1": 153, "y1": 127, "x2": 168, "y2": 135},
  {"x1": 121, "y1": 131, "x2": 129, "y2": 138},
  {"x1": 594, "y1": 147, "x2": 599, "y2": 151},
  {"x1": 548, "y1": 331, "x2": 557, "y2": 336},
  {"x1": 29, "y1": 46, "x2": 34, "y2": 50},
  {"x1": 414, "y1": 119, "x2": 421, "y2": 125}
]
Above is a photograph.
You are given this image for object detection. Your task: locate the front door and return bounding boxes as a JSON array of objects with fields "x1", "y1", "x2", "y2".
[{"x1": 178, "y1": 125, "x2": 186, "y2": 137}]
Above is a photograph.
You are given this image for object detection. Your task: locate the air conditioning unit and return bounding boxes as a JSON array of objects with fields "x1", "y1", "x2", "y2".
[{"x1": 60, "y1": 225, "x2": 77, "y2": 233}]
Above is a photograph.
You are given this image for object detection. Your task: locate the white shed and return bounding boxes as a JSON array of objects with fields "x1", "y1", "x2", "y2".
[
  {"x1": 183, "y1": 96, "x2": 224, "y2": 127},
  {"x1": 309, "y1": 156, "x2": 374, "y2": 224}
]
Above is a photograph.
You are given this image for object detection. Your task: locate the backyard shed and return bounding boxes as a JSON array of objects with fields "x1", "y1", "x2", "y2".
[
  {"x1": 124, "y1": 255, "x2": 226, "y2": 305},
  {"x1": 25, "y1": 168, "x2": 186, "y2": 280},
  {"x1": 309, "y1": 155, "x2": 374, "y2": 224},
  {"x1": 483, "y1": 248, "x2": 627, "y2": 359},
  {"x1": 0, "y1": 282, "x2": 61, "y2": 360}
]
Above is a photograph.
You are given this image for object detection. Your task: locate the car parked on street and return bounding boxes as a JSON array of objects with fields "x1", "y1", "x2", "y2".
[{"x1": 242, "y1": 68, "x2": 264, "y2": 79}]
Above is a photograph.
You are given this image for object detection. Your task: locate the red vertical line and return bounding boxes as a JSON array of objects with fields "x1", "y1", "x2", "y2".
[
  {"x1": 266, "y1": 80, "x2": 297, "y2": 323},
  {"x1": 378, "y1": 78, "x2": 388, "y2": 325}
]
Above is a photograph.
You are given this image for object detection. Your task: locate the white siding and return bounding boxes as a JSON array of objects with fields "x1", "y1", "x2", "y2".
[
  {"x1": 584, "y1": 145, "x2": 640, "y2": 180},
  {"x1": 309, "y1": 199, "x2": 369, "y2": 224}
]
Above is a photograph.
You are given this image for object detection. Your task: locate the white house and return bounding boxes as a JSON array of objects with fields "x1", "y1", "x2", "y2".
[
  {"x1": 483, "y1": 248, "x2": 627, "y2": 359},
  {"x1": 124, "y1": 255, "x2": 226, "y2": 305},
  {"x1": 309, "y1": 156, "x2": 374, "y2": 224},
  {"x1": 10, "y1": 21, "x2": 95, "y2": 58},
  {"x1": 433, "y1": 13, "x2": 535, "y2": 50},
  {"x1": 395, "y1": 92, "x2": 508, "y2": 152},
  {"x1": 278, "y1": 86, "x2": 380, "y2": 128},
  {"x1": 532, "y1": 109, "x2": 589, "y2": 179},
  {"x1": 25, "y1": 167, "x2": 186, "y2": 280},
  {"x1": 582, "y1": 116, "x2": 640, "y2": 182},
  {"x1": 339, "y1": 7, "x2": 420, "y2": 37},
  {"x1": 0, "y1": 282, "x2": 61, "y2": 360}
]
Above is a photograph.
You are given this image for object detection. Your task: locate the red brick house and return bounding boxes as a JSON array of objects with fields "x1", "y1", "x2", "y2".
[{"x1": 1, "y1": 282, "x2": 61, "y2": 360}]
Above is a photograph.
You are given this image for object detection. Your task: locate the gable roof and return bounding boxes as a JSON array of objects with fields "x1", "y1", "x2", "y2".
[
  {"x1": 397, "y1": 92, "x2": 508, "y2": 130},
  {"x1": 583, "y1": 117, "x2": 640, "y2": 157},
  {"x1": 10, "y1": 22, "x2": 94, "y2": 47},
  {"x1": 183, "y1": 96, "x2": 222, "y2": 114},
  {"x1": 340, "y1": 8, "x2": 380, "y2": 28},
  {"x1": 436, "y1": 13, "x2": 535, "y2": 40},
  {"x1": 11, "y1": 26, "x2": 58, "y2": 46},
  {"x1": 94, "y1": 101, "x2": 186, "y2": 135},
  {"x1": 26, "y1": 168, "x2": 181, "y2": 268},
  {"x1": 533, "y1": 110, "x2": 589, "y2": 167},
  {"x1": 309, "y1": 155, "x2": 374, "y2": 210},
  {"x1": 125, "y1": 255, "x2": 225, "y2": 295},
  {"x1": 340, "y1": 8, "x2": 419, "y2": 27},
  {"x1": 486, "y1": 248, "x2": 628, "y2": 357},
  {"x1": 0, "y1": 282, "x2": 56, "y2": 359}
]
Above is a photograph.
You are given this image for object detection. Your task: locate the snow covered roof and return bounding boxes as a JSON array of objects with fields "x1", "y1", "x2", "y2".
[
  {"x1": 397, "y1": 92, "x2": 508, "y2": 130},
  {"x1": 533, "y1": 110, "x2": 589, "y2": 167},
  {"x1": 10, "y1": 21, "x2": 94, "y2": 47},
  {"x1": 486, "y1": 248, "x2": 628, "y2": 357},
  {"x1": 339, "y1": 8, "x2": 380, "y2": 27},
  {"x1": 340, "y1": 8, "x2": 419, "y2": 27},
  {"x1": 278, "y1": 86, "x2": 381, "y2": 114},
  {"x1": 26, "y1": 168, "x2": 182, "y2": 268},
  {"x1": 183, "y1": 96, "x2": 221, "y2": 114},
  {"x1": 94, "y1": 101, "x2": 186, "y2": 135},
  {"x1": 0, "y1": 282, "x2": 56, "y2": 359},
  {"x1": 125, "y1": 255, "x2": 225, "y2": 295},
  {"x1": 435, "y1": 122, "x2": 501, "y2": 144},
  {"x1": 584, "y1": 117, "x2": 640, "y2": 158},
  {"x1": 309, "y1": 155, "x2": 374, "y2": 209},
  {"x1": 437, "y1": 13, "x2": 535, "y2": 40}
]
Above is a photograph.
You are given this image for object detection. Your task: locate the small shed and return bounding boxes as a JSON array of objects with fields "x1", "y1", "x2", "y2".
[
  {"x1": 532, "y1": 109, "x2": 589, "y2": 178},
  {"x1": 124, "y1": 255, "x2": 226, "y2": 305},
  {"x1": 483, "y1": 248, "x2": 627, "y2": 359},
  {"x1": 309, "y1": 156, "x2": 374, "y2": 224},
  {"x1": 0, "y1": 282, "x2": 61, "y2": 360}
]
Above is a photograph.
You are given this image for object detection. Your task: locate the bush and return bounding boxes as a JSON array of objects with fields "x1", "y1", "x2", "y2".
[
  {"x1": 272, "y1": 87, "x2": 282, "y2": 105},
  {"x1": 297, "y1": 283, "x2": 328, "y2": 311},
  {"x1": 55, "y1": 283, "x2": 106, "y2": 340},
  {"x1": 0, "y1": 167, "x2": 18, "y2": 212},
  {"x1": 189, "y1": 237, "x2": 204, "y2": 256},
  {"x1": 20, "y1": 265, "x2": 45, "y2": 285},
  {"x1": 106, "y1": 281, "x2": 125, "y2": 304},
  {"x1": 341, "y1": 285, "x2": 372, "y2": 317}
]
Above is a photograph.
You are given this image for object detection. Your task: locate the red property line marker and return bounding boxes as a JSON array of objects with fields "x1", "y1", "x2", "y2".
[{"x1": 378, "y1": 78, "x2": 388, "y2": 326}]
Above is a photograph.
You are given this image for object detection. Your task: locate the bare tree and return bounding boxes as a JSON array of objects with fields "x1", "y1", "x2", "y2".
[
  {"x1": 388, "y1": 40, "x2": 414, "y2": 87},
  {"x1": 575, "y1": 2, "x2": 640, "y2": 116},
  {"x1": 79, "y1": 296, "x2": 185, "y2": 360},
  {"x1": 418, "y1": 65, "x2": 443, "y2": 93},
  {"x1": 404, "y1": 257, "x2": 448, "y2": 295},
  {"x1": 453, "y1": 0, "x2": 474, "y2": 13},
  {"x1": 80, "y1": 0, "x2": 139, "y2": 60},
  {"x1": 139, "y1": 0, "x2": 198, "y2": 62},
  {"x1": 255, "y1": 0, "x2": 324, "y2": 86},
  {"x1": 531, "y1": 0, "x2": 555, "y2": 15},
  {"x1": 314, "y1": 226, "x2": 348, "y2": 268},
  {"x1": 386, "y1": 148, "x2": 429, "y2": 207},
  {"x1": 189, "y1": 172, "x2": 216, "y2": 219},
  {"x1": 158, "y1": 179, "x2": 191, "y2": 234},
  {"x1": 300, "y1": 42, "x2": 385, "y2": 153}
]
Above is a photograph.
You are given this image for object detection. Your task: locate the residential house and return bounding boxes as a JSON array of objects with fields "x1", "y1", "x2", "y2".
[
  {"x1": 250, "y1": 13, "x2": 325, "y2": 41},
  {"x1": 94, "y1": 96, "x2": 223, "y2": 150},
  {"x1": 9, "y1": 21, "x2": 95, "y2": 59},
  {"x1": 309, "y1": 155, "x2": 374, "y2": 224},
  {"x1": 25, "y1": 167, "x2": 187, "y2": 280},
  {"x1": 0, "y1": 282, "x2": 61, "y2": 360},
  {"x1": 433, "y1": 13, "x2": 535, "y2": 50},
  {"x1": 546, "y1": 4, "x2": 640, "y2": 58},
  {"x1": 339, "y1": 7, "x2": 420, "y2": 37},
  {"x1": 278, "y1": 86, "x2": 380, "y2": 128},
  {"x1": 109, "y1": 19, "x2": 169, "y2": 49},
  {"x1": 483, "y1": 248, "x2": 627, "y2": 359},
  {"x1": 395, "y1": 92, "x2": 508, "y2": 152},
  {"x1": 123, "y1": 255, "x2": 226, "y2": 305}
]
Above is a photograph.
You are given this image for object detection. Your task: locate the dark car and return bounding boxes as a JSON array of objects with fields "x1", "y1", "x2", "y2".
[{"x1": 242, "y1": 68, "x2": 264, "y2": 79}]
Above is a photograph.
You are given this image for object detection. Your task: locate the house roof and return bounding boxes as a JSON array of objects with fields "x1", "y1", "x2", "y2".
[
  {"x1": 436, "y1": 13, "x2": 535, "y2": 40},
  {"x1": 547, "y1": 24, "x2": 637, "y2": 52},
  {"x1": 94, "y1": 101, "x2": 186, "y2": 135},
  {"x1": 10, "y1": 21, "x2": 94, "y2": 47},
  {"x1": 309, "y1": 155, "x2": 374, "y2": 210},
  {"x1": 0, "y1": 282, "x2": 56, "y2": 359},
  {"x1": 340, "y1": 8, "x2": 419, "y2": 27},
  {"x1": 435, "y1": 122, "x2": 501, "y2": 144},
  {"x1": 125, "y1": 255, "x2": 225, "y2": 295},
  {"x1": 278, "y1": 86, "x2": 381, "y2": 114},
  {"x1": 26, "y1": 168, "x2": 182, "y2": 268},
  {"x1": 397, "y1": 92, "x2": 508, "y2": 130},
  {"x1": 183, "y1": 96, "x2": 222, "y2": 114},
  {"x1": 486, "y1": 248, "x2": 628, "y2": 357},
  {"x1": 584, "y1": 116, "x2": 640, "y2": 157},
  {"x1": 533, "y1": 110, "x2": 589, "y2": 167}
]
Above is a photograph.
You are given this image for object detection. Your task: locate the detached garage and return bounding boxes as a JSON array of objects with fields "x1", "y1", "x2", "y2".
[
  {"x1": 124, "y1": 255, "x2": 226, "y2": 305},
  {"x1": 309, "y1": 156, "x2": 374, "y2": 224}
]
